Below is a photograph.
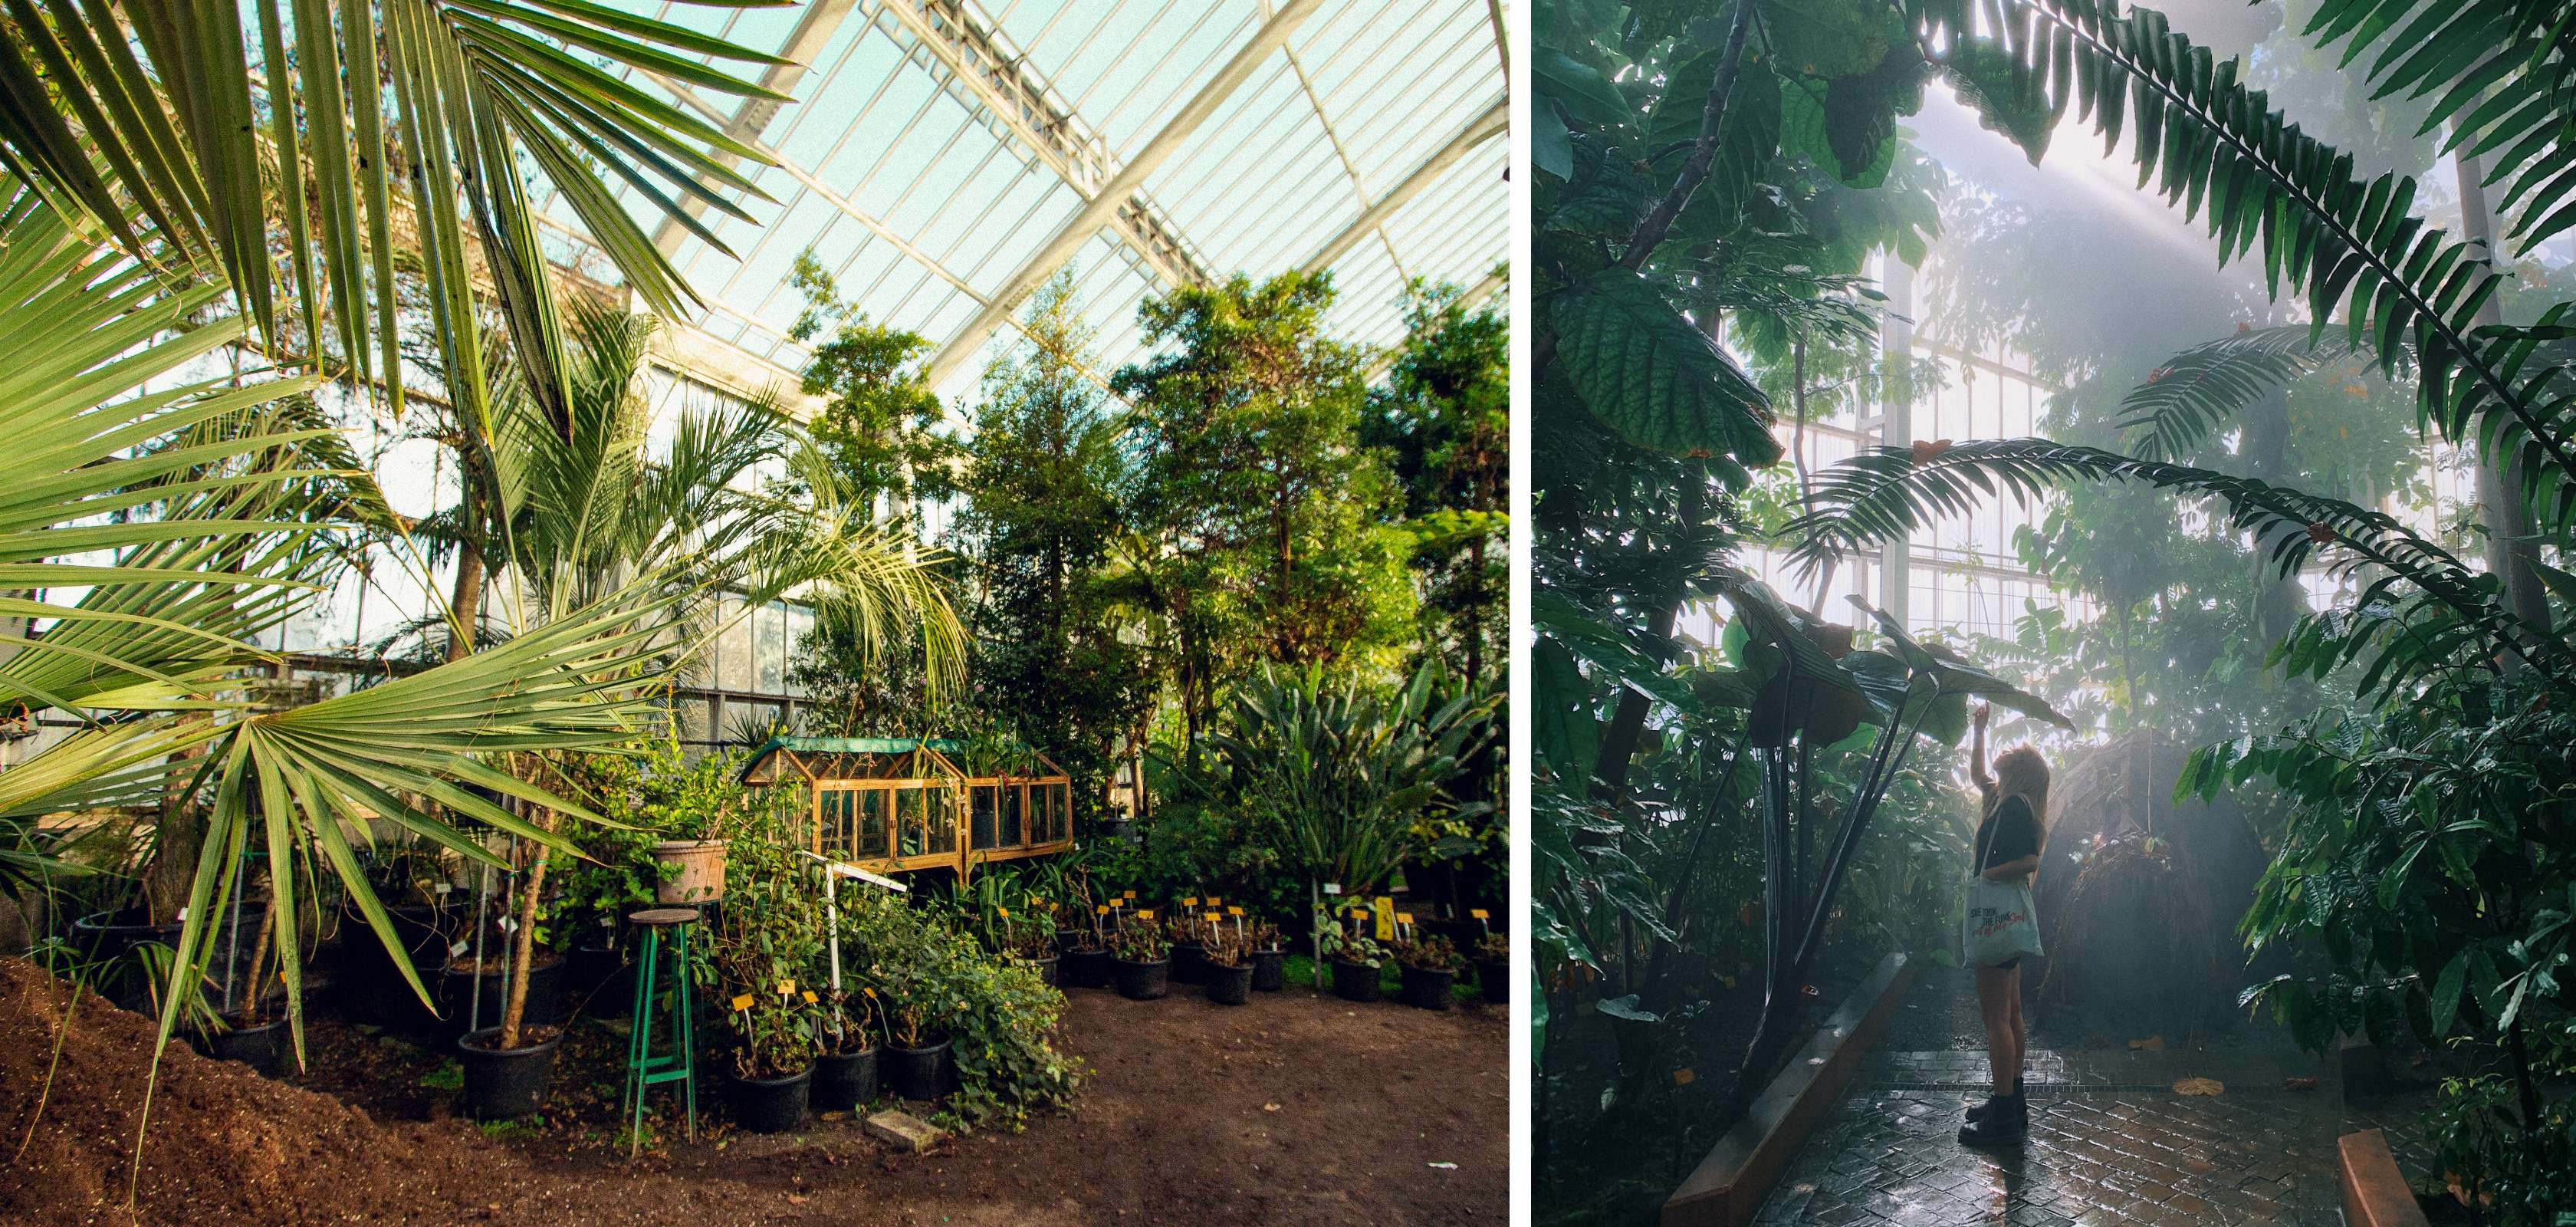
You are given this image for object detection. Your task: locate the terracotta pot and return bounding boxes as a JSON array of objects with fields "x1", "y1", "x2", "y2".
[{"x1": 651, "y1": 840, "x2": 728, "y2": 904}]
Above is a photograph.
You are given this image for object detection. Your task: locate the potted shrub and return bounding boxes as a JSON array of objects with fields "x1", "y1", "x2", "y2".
[
  {"x1": 455, "y1": 817, "x2": 577, "y2": 1121},
  {"x1": 1106, "y1": 917, "x2": 1171, "y2": 1001},
  {"x1": 205, "y1": 890, "x2": 291, "y2": 1079},
  {"x1": 875, "y1": 960, "x2": 953, "y2": 1103},
  {"x1": 634, "y1": 740, "x2": 740, "y2": 905},
  {"x1": 811, "y1": 992, "x2": 879, "y2": 1113},
  {"x1": 697, "y1": 781, "x2": 823, "y2": 1132},
  {"x1": 1058, "y1": 919, "x2": 1110, "y2": 989},
  {"x1": 1392, "y1": 933, "x2": 1460, "y2": 1011},
  {"x1": 337, "y1": 838, "x2": 460, "y2": 1028},
  {"x1": 1473, "y1": 932, "x2": 1507, "y2": 1004},
  {"x1": 1168, "y1": 911, "x2": 1211, "y2": 985},
  {"x1": 1244, "y1": 919, "x2": 1288, "y2": 992},
  {"x1": 1324, "y1": 929, "x2": 1388, "y2": 1003},
  {"x1": 1201, "y1": 926, "x2": 1254, "y2": 1006}
]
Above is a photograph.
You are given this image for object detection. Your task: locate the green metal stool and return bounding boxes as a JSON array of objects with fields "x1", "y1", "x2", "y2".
[{"x1": 622, "y1": 906, "x2": 702, "y2": 1156}]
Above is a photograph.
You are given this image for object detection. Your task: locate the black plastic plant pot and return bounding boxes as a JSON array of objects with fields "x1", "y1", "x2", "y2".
[
  {"x1": 1112, "y1": 956, "x2": 1170, "y2": 1001},
  {"x1": 336, "y1": 903, "x2": 448, "y2": 1029},
  {"x1": 71, "y1": 911, "x2": 186, "y2": 1014},
  {"x1": 1204, "y1": 962, "x2": 1253, "y2": 1005},
  {"x1": 1398, "y1": 963, "x2": 1457, "y2": 1011},
  {"x1": 1170, "y1": 942, "x2": 1208, "y2": 985},
  {"x1": 886, "y1": 1036, "x2": 951, "y2": 1102},
  {"x1": 726, "y1": 1065, "x2": 813, "y2": 1133},
  {"x1": 456, "y1": 1027, "x2": 562, "y2": 1120},
  {"x1": 1330, "y1": 958, "x2": 1382, "y2": 1003},
  {"x1": 1474, "y1": 956, "x2": 1508, "y2": 1004},
  {"x1": 1030, "y1": 954, "x2": 1060, "y2": 987},
  {"x1": 813, "y1": 1047, "x2": 878, "y2": 1112},
  {"x1": 1060, "y1": 946, "x2": 1111, "y2": 989},
  {"x1": 208, "y1": 1016, "x2": 293, "y2": 1079},
  {"x1": 439, "y1": 955, "x2": 564, "y2": 1038},
  {"x1": 1248, "y1": 949, "x2": 1287, "y2": 992}
]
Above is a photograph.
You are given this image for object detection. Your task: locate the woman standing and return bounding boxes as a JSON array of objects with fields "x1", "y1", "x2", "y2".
[{"x1": 1959, "y1": 702, "x2": 2049, "y2": 1146}]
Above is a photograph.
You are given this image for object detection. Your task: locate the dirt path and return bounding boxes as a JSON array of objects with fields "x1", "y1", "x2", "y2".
[{"x1": 0, "y1": 957, "x2": 1504, "y2": 1226}]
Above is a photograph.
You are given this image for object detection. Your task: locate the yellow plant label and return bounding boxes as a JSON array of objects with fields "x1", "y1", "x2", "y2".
[
  {"x1": 1138, "y1": 909, "x2": 1155, "y2": 919},
  {"x1": 1096, "y1": 905, "x2": 1110, "y2": 915},
  {"x1": 1397, "y1": 913, "x2": 1414, "y2": 925},
  {"x1": 777, "y1": 980, "x2": 795, "y2": 996},
  {"x1": 1470, "y1": 909, "x2": 1490, "y2": 920},
  {"x1": 997, "y1": 906, "x2": 1010, "y2": 917},
  {"x1": 1674, "y1": 1067, "x2": 1697, "y2": 1087},
  {"x1": 1227, "y1": 906, "x2": 1244, "y2": 916},
  {"x1": 1124, "y1": 890, "x2": 1137, "y2": 899},
  {"x1": 731, "y1": 994, "x2": 754, "y2": 1012},
  {"x1": 801, "y1": 991, "x2": 818, "y2": 1004},
  {"x1": 1183, "y1": 896, "x2": 1198, "y2": 906},
  {"x1": 1372, "y1": 896, "x2": 1396, "y2": 941},
  {"x1": 1204, "y1": 913, "x2": 1219, "y2": 923},
  {"x1": 862, "y1": 987, "x2": 875, "y2": 998},
  {"x1": 1207, "y1": 897, "x2": 1221, "y2": 906}
]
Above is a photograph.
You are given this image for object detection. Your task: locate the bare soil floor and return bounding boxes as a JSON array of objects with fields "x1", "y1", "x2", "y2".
[{"x1": 0, "y1": 957, "x2": 1506, "y2": 1226}]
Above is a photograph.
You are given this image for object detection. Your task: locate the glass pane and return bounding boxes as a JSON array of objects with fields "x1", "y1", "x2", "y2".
[
  {"x1": 896, "y1": 789, "x2": 925, "y2": 857},
  {"x1": 784, "y1": 605, "x2": 815, "y2": 697},
  {"x1": 717, "y1": 597, "x2": 753, "y2": 692},
  {"x1": 754, "y1": 601, "x2": 786, "y2": 694},
  {"x1": 859, "y1": 789, "x2": 887, "y2": 859},
  {"x1": 925, "y1": 789, "x2": 955, "y2": 854},
  {"x1": 971, "y1": 785, "x2": 997, "y2": 850},
  {"x1": 1001, "y1": 785, "x2": 1024, "y2": 847}
]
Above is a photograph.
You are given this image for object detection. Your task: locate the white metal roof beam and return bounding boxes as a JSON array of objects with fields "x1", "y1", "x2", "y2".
[
  {"x1": 872, "y1": 0, "x2": 1212, "y2": 291},
  {"x1": 1299, "y1": 97, "x2": 1506, "y2": 277},
  {"x1": 921, "y1": 0, "x2": 1328, "y2": 390},
  {"x1": 651, "y1": 0, "x2": 860, "y2": 255},
  {"x1": 641, "y1": 67, "x2": 1128, "y2": 400}
]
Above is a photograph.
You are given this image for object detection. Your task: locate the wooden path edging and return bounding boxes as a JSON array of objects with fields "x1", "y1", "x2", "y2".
[
  {"x1": 2338, "y1": 1129, "x2": 2430, "y2": 1227},
  {"x1": 1661, "y1": 952, "x2": 1916, "y2": 1227}
]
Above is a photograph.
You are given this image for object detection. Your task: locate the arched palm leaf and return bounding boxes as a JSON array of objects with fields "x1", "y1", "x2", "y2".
[
  {"x1": 2118, "y1": 326, "x2": 2377, "y2": 461},
  {"x1": 1914, "y1": 0, "x2": 2576, "y2": 531},
  {"x1": 0, "y1": 0, "x2": 789, "y2": 433},
  {"x1": 1782, "y1": 439, "x2": 2563, "y2": 679}
]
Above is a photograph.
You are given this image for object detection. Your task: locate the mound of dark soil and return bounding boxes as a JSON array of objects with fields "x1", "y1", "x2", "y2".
[
  {"x1": 0, "y1": 954, "x2": 1506, "y2": 1225},
  {"x1": 0, "y1": 956, "x2": 491, "y2": 1226}
]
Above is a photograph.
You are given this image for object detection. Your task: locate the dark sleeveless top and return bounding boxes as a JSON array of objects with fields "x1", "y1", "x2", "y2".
[{"x1": 1975, "y1": 794, "x2": 2041, "y2": 871}]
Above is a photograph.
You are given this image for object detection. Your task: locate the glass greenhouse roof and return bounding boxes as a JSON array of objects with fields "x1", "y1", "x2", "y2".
[{"x1": 534, "y1": 0, "x2": 1510, "y2": 410}]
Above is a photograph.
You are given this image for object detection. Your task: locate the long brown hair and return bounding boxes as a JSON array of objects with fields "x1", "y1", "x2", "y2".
[{"x1": 1981, "y1": 745, "x2": 2051, "y2": 846}]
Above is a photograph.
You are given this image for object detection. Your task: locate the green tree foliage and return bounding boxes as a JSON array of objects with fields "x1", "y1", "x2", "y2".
[
  {"x1": 1364, "y1": 280, "x2": 1510, "y2": 691},
  {"x1": 947, "y1": 276, "x2": 1150, "y2": 804},
  {"x1": 787, "y1": 254, "x2": 955, "y2": 512},
  {"x1": 1114, "y1": 271, "x2": 1418, "y2": 749}
]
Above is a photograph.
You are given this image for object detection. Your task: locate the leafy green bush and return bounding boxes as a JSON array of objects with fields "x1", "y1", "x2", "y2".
[
  {"x1": 692, "y1": 762, "x2": 823, "y2": 1079},
  {"x1": 842, "y1": 890, "x2": 1077, "y2": 1130}
]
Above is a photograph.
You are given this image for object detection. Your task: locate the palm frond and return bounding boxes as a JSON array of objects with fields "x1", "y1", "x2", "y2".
[
  {"x1": 1782, "y1": 439, "x2": 2559, "y2": 676},
  {"x1": 0, "y1": 0, "x2": 787, "y2": 430},
  {"x1": 1915, "y1": 0, "x2": 2576, "y2": 531},
  {"x1": 2118, "y1": 326, "x2": 2375, "y2": 461}
]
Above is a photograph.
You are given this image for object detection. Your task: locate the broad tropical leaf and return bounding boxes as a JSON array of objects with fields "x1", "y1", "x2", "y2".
[{"x1": 1551, "y1": 267, "x2": 1782, "y2": 471}]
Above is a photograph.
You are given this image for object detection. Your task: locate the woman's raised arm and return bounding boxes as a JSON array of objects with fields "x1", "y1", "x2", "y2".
[{"x1": 1969, "y1": 702, "x2": 1993, "y2": 788}]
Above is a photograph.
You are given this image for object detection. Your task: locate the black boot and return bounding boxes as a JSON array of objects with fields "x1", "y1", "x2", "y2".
[
  {"x1": 1964, "y1": 1081, "x2": 2022, "y2": 1122},
  {"x1": 1958, "y1": 1092, "x2": 2026, "y2": 1145}
]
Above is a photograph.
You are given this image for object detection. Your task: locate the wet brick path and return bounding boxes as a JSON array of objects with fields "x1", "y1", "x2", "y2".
[{"x1": 1750, "y1": 1032, "x2": 2350, "y2": 1225}]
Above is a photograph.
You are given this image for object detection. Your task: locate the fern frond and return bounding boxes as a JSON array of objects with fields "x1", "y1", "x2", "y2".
[
  {"x1": 1783, "y1": 438, "x2": 2563, "y2": 677},
  {"x1": 2118, "y1": 327, "x2": 2377, "y2": 461},
  {"x1": 1911, "y1": 0, "x2": 2576, "y2": 532}
]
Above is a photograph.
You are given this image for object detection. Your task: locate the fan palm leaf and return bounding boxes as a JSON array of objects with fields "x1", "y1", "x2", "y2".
[{"x1": 0, "y1": 0, "x2": 789, "y2": 433}]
